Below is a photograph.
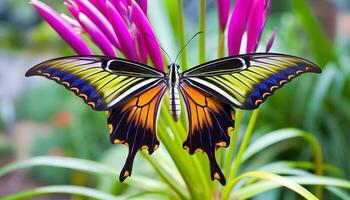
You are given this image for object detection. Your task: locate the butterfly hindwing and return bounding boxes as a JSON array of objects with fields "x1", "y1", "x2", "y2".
[
  {"x1": 182, "y1": 53, "x2": 321, "y2": 109},
  {"x1": 25, "y1": 56, "x2": 165, "y2": 111},
  {"x1": 180, "y1": 82, "x2": 235, "y2": 185},
  {"x1": 108, "y1": 82, "x2": 167, "y2": 181}
]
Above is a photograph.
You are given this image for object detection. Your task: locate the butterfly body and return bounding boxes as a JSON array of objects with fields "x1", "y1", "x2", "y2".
[
  {"x1": 26, "y1": 53, "x2": 321, "y2": 185},
  {"x1": 167, "y1": 64, "x2": 181, "y2": 121}
]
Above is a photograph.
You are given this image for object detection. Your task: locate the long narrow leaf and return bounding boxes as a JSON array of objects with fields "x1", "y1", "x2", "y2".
[
  {"x1": 222, "y1": 171, "x2": 318, "y2": 200},
  {"x1": 2, "y1": 185, "x2": 121, "y2": 200},
  {"x1": 232, "y1": 175, "x2": 350, "y2": 199}
]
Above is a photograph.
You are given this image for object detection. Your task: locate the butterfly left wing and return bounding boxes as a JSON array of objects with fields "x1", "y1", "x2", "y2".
[
  {"x1": 108, "y1": 82, "x2": 167, "y2": 181},
  {"x1": 26, "y1": 55, "x2": 168, "y2": 182},
  {"x1": 179, "y1": 82, "x2": 235, "y2": 185},
  {"x1": 25, "y1": 56, "x2": 165, "y2": 110},
  {"x1": 182, "y1": 53, "x2": 321, "y2": 109}
]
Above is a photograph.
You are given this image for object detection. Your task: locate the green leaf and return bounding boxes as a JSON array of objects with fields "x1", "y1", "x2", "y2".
[
  {"x1": 260, "y1": 161, "x2": 344, "y2": 177},
  {"x1": 243, "y1": 128, "x2": 322, "y2": 164},
  {"x1": 0, "y1": 156, "x2": 168, "y2": 193},
  {"x1": 0, "y1": 156, "x2": 116, "y2": 177},
  {"x1": 232, "y1": 175, "x2": 350, "y2": 199},
  {"x1": 141, "y1": 151, "x2": 190, "y2": 200},
  {"x1": 2, "y1": 185, "x2": 121, "y2": 200},
  {"x1": 222, "y1": 171, "x2": 318, "y2": 200}
]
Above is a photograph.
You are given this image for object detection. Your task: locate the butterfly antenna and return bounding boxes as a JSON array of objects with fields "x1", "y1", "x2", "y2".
[
  {"x1": 174, "y1": 31, "x2": 203, "y2": 64},
  {"x1": 142, "y1": 32, "x2": 173, "y2": 64}
]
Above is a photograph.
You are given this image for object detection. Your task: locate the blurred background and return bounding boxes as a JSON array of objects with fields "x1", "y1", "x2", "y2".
[{"x1": 0, "y1": 0, "x2": 349, "y2": 199}]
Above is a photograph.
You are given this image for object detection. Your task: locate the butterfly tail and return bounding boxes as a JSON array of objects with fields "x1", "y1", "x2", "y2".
[
  {"x1": 208, "y1": 149, "x2": 226, "y2": 185},
  {"x1": 119, "y1": 149, "x2": 137, "y2": 182}
]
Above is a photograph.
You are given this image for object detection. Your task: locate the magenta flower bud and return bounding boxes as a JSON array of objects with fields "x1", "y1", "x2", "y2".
[
  {"x1": 109, "y1": 0, "x2": 128, "y2": 16},
  {"x1": 64, "y1": 1, "x2": 80, "y2": 21},
  {"x1": 31, "y1": 0, "x2": 92, "y2": 55},
  {"x1": 131, "y1": 2, "x2": 164, "y2": 71},
  {"x1": 135, "y1": 28, "x2": 148, "y2": 63},
  {"x1": 217, "y1": 0, "x2": 230, "y2": 31},
  {"x1": 106, "y1": 1, "x2": 138, "y2": 61},
  {"x1": 265, "y1": 29, "x2": 276, "y2": 52},
  {"x1": 136, "y1": 0, "x2": 148, "y2": 14},
  {"x1": 246, "y1": 0, "x2": 271, "y2": 53},
  {"x1": 60, "y1": 14, "x2": 83, "y2": 34},
  {"x1": 227, "y1": 0, "x2": 254, "y2": 55},
  {"x1": 88, "y1": 0, "x2": 106, "y2": 14},
  {"x1": 74, "y1": 0, "x2": 120, "y2": 48},
  {"x1": 79, "y1": 13, "x2": 117, "y2": 57}
]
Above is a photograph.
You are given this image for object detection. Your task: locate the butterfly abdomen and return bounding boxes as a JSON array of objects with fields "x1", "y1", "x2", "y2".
[{"x1": 170, "y1": 86, "x2": 181, "y2": 121}]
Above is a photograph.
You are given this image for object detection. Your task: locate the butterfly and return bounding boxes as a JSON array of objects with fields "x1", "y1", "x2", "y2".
[{"x1": 26, "y1": 53, "x2": 320, "y2": 185}]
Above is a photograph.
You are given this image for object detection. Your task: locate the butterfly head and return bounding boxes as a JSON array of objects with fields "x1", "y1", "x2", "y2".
[
  {"x1": 167, "y1": 63, "x2": 180, "y2": 87},
  {"x1": 168, "y1": 63, "x2": 180, "y2": 70}
]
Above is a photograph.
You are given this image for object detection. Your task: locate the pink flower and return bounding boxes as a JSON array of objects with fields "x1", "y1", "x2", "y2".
[
  {"x1": 131, "y1": 2, "x2": 164, "y2": 70},
  {"x1": 265, "y1": 29, "x2": 276, "y2": 52},
  {"x1": 30, "y1": 0, "x2": 92, "y2": 55},
  {"x1": 79, "y1": 12, "x2": 117, "y2": 56},
  {"x1": 31, "y1": 0, "x2": 164, "y2": 71},
  {"x1": 106, "y1": 1, "x2": 138, "y2": 60},
  {"x1": 227, "y1": 0, "x2": 254, "y2": 55},
  {"x1": 246, "y1": 0, "x2": 271, "y2": 53},
  {"x1": 74, "y1": 0, "x2": 120, "y2": 48},
  {"x1": 227, "y1": 0, "x2": 271, "y2": 55},
  {"x1": 135, "y1": 0, "x2": 148, "y2": 14}
]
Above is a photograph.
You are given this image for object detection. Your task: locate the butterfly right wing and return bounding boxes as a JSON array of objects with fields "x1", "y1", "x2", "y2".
[
  {"x1": 179, "y1": 82, "x2": 235, "y2": 185},
  {"x1": 26, "y1": 56, "x2": 165, "y2": 111},
  {"x1": 182, "y1": 53, "x2": 321, "y2": 109}
]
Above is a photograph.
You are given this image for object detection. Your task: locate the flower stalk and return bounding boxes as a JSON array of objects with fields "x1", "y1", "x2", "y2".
[
  {"x1": 218, "y1": 30, "x2": 225, "y2": 58},
  {"x1": 228, "y1": 109, "x2": 260, "y2": 181},
  {"x1": 223, "y1": 109, "x2": 243, "y2": 177},
  {"x1": 176, "y1": 0, "x2": 188, "y2": 70},
  {"x1": 198, "y1": 0, "x2": 206, "y2": 64}
]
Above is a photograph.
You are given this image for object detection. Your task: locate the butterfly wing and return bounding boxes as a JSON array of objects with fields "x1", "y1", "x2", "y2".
[
  {"x1": 108, "y1": 82, "x2": 167, "y2": 181},
  {"x1": 26, "y1": 56, "x2": 165, "y2": 110},
  {"x1": 27, "y1": 55, "x2": 168, "y2": 181},
  {"x1": 182, "y1": 53, "x2": 321, "y2": 109},
  {"x1": 179, "y1": 53, "x2": 320, "y2": 185},
  {"x1": 179, "y1": 82, "x2": 235, "y2": 185}
]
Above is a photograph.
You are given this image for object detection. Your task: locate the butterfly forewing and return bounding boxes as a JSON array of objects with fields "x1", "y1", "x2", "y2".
[
  {"x1": 25, "y1": 56, "x2": 166, "y2": 110},
  {"x1": 182, "y1": 53, "x2": 321, "y2": 109}
]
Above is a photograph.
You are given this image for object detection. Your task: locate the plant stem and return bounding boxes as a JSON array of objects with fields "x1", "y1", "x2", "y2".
[
  {"x1": 218, "y1": 29, "x2": 225, "y2": 58},
  {"x1": 157, "y1": 123, "x2": 201, "y2": 199},
  {"x1": 303, "y1": 131, "x2": 324, "y2": 199},
  {"x1": 198, "y1": 0, "x2": 206, "y2": 64},
  {"x1": 224, "y1": 109, "x2": 243, "y2": 178},
  {"x1": 160, "y1": 105, "x2": 211, "y2": 199},
  {"x1": 228, "y1": 109, "x2": 260, "y2": 180},
  {"x1": 141, "y1": 151, "x2": 189, "y2": 200},
  {"x1": 177, "y1": 0, "x2": 187, "y2": 70}
]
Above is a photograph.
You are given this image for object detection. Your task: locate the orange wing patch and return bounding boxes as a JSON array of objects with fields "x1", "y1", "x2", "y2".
[
  {"x1": 180, "y1": 83, "x2": 235, "y2": 185},
  {"x1": 107, "y1": 83, "x2": 166, "y2": 182}
]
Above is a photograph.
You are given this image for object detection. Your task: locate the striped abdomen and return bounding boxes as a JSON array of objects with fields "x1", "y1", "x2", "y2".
[{"x1": 170, "y1": 86, "x2": 181, "y2": 121}]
